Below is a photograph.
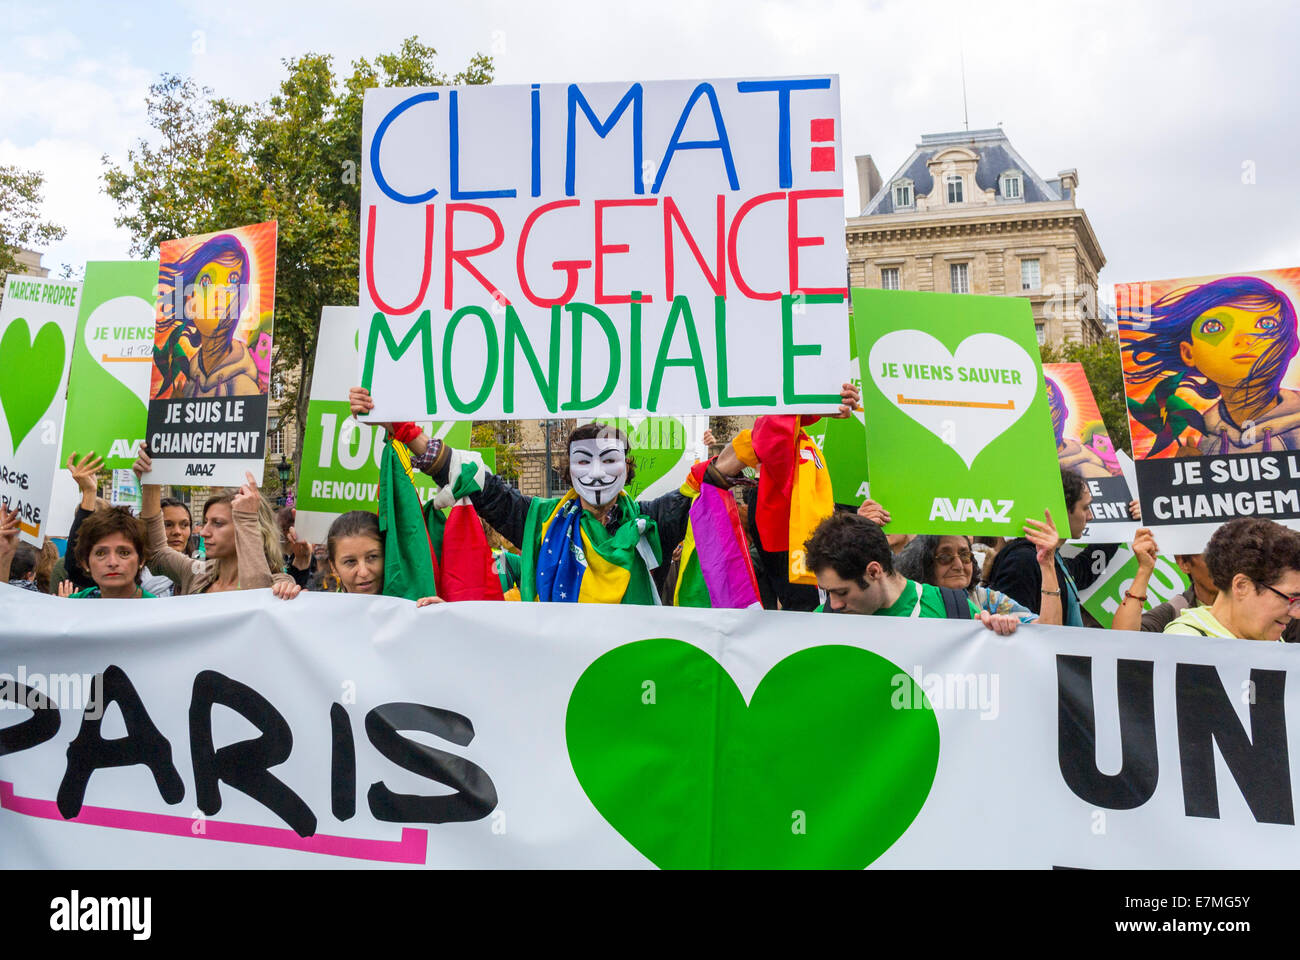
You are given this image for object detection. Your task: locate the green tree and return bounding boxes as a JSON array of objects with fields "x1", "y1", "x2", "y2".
[
  {"x1": 471, "y1": 421, "x2": 521, "y2": 481},
  {"x1": 102, "y1": 37, "x2": 493, "y2": 471},
  {"x1": 1040, "y1": 332, "x2": 1134, "y2": 455},
  {"x1": 0, "y1": 164, "x2": 66, "y2": 297}
]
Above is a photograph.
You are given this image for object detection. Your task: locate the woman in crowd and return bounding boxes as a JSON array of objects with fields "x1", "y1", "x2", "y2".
[
  {"x1": 57, "y1": 506, "x2": 157, "y2": 599},
  {"x1": 63, "y1": 451, "x2": 175, "y2": 597},
  {"x1": 132, "y1": 444, "x2": 300, "y2": 597},
  {"x1": 1165, "y1": 517, "x2": 1300, "y2": 641},
  {"x1": 320, "y1": 509, "x2": 441, "y2": 606},
  {"x1": 160, "y1": 497, "x2": 194, "y2": 555},
  {"x1": 896, "y1": 533, "x2": 1052, "y2": 624}
]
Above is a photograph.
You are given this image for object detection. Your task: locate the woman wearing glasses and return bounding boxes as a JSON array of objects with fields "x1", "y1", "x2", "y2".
[
  {"x1": 897, "y1": 532, "x2": 1061, "y2": 625},
  {"x1": 1165, "y1": 517, "x2": 1300, "y2": 641}
]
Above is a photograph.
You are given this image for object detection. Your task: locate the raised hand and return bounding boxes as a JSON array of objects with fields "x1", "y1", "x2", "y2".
[
  {"x1": 232, "y1": 472, "x2": 261, "y2": 513},
  {"x1": 1024, "y1": 509, "x2": 1061, "y2": 565},
  {"x1": 57, "y1": 580, "x2": 76, "y2": 598},
  {"x1": 1132, "y1": 527, "x2": 1158, "y2": 571},
  {"x1": 834, "y1": 381, "x2": 862, "y2": 418},
  {"x1": 701, "y1": 428, "x2": 716, "y2": 448},
  {"x1": 286, "y1": 526, "x2": 312, "y2": 570},
  {"x1": 857, "y1": 499, "x2": 892, "y2": 526},
  {"x1": 349, "y1": 386, "x2": 375, "y2": 417},
  {"x1": 132, "y1": 444, "x2": 153, "y2": 481},
  {"x1": 66, "y1": 451, "x2": 104, "y2": 503},
  {"x1": 0, "y1": 506, "x2": 20, "y2": 557}
]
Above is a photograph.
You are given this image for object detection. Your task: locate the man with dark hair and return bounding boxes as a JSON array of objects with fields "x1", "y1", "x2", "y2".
[
  {"x1": 1166, "y1": 517, "x2": 1300, "y2": 641},
  {"x1": 803, "y1": 512, "x2": 1020, "y2": 633},
  {"x1": 987, "y1": 467, "x2": 1118, "y2": 627}
]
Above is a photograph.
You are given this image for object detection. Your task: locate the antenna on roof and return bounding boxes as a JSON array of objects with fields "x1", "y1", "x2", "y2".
[{"x1": 960, "y1": 42, "x2": 970, "y2": 132}]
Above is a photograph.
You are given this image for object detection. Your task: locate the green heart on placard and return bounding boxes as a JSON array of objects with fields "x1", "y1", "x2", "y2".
[
  {"x1": 566, "y1": 638, "x2": 939, "y2": 869},
  {"x1": 593, "y1": 417, "x2": 688, "y2": 499},
  {"x1": 0, "y1": 317, "x2": 66, "y2": 450}
]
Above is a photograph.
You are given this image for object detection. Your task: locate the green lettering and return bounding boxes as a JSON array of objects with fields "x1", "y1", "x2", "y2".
[
  {"x1": 630, "y1": 291, "x2": 643, "y2": 410},
  {"x1": 503, "y1": 305, "x2": 559, "y2": 413},
  {"x1": 782, "y1": 293, "x2": 842, "y2": 405},
  {"x1": 714, "y1": 296, "x2": 774, "y2": 407},
  {"x1": 361, "y1": 310, "x2": 437, "y2": 413},
  {"x1": 561, "y1": 302, "x2": 621, "y2": 411},
  {"x1": 443, "y1": 306, "x2": 499, "y2": 414},
  {"x1": 647, "y1": 295, "x2": 710, "y2": 412}
]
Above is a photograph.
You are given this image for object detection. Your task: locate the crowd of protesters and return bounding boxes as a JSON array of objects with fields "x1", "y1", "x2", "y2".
[{"x1": 4, "y1": 384, "x2": 1300, "y2": 645}]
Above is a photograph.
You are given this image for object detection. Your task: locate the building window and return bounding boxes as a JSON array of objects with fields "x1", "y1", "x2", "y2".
[
  {"x1": 497, "y1": 420, "x2": 521, "y2": 444},
  {"x1": 1035, "y1": 324, "x2": 1047, "y2": 346},
  {"x1": 271, "y1": 377, "x2": 284, "y2": 400},
  {"x1": 950, "y1": 262, "x2": 970, "y2": 294},
  {"x1": 1020, "y1": 259, "x2": 1041, "y2": 291},
  {"x1": 892, "y1": 180, "x2": 913, "y2": 208},
  {"x1": 946, "y1": 176, "x2": 963, "y2": 204},
  {"x1": 881, "y1": 267, "x2": 900, "y2": 290},
  {"x1": 267, "y1": 428, "x2": 284, "y2": 457},
  {"x1": 1001, "y1": 172, "x2": 1023, "y2": 199}
]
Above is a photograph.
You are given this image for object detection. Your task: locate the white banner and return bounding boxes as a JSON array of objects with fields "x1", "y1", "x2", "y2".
[
  {"x1": 359, "y1": 77, "x2": 850, "y2": 421},
  {"x1": 0, "y1": 275, "x2": 79, "y2": 545},
  {"x1": 1, "y1": 589, "x2": 1295, "y2": 868}
]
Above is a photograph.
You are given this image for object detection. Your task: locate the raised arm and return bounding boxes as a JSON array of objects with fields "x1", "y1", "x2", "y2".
[{"x1": 134, "y1": 445, "x2": 193, "y2": 585}]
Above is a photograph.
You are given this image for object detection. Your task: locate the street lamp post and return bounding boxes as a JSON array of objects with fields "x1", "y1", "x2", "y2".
[{"x1": 276, "y1": 456, "x2": 292, "y2": 508}]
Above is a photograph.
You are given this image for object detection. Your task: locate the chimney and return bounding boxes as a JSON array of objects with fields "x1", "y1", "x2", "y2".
[
  {"x1": 855, "y1": 155, "x2": 882, "y2": 212},
  {"x1": 1057, "y1": 168, "x2": 1079, "y2": 206}
]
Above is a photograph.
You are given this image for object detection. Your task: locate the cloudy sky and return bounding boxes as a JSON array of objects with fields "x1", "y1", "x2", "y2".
[{"x1": 2, "y1": 0, "x2": 1297, "y2": 293}]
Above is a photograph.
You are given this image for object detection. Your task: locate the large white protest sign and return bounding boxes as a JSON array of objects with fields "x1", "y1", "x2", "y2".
[
  {"x1": 359, "y1": 77, "x2": 849, "y2": 422},
  {"x1": 1, "y1": 589, "x2": 1295, "y2": 868},
  {"x1": 0, "y1": 275, "x2": 79, "y2": 545}
]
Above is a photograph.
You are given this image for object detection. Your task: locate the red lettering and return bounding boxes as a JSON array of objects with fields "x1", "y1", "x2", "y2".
[
  {"x1": 727, "y1": 191, "x2": 785, "y2": 301},
  {"x1": 593, "y1": 198, "x2": 657, "y2": 305},
  {"x1": 444, "y1": 203, "x2": 509, "y2": 309},
  {"x1": 788, "y1": 189, "x2": 847, "y2": 296},
  {"x1": 663, "y1": 195, "x2": 726, "y2": 300},
  {"x1": 516, "y1": 200, "x2": 588, "y2": 308},
  {"x1": 365, "y1": 204, "x2": 436, "y2": 316}
]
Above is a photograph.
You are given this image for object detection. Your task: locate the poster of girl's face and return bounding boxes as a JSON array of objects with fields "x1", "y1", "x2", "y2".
[
  {"x1": 151, "y1": 220, "x2": 278, "y2": 401},
  {"x1": 1117, "y1": 268, "x2": 1300, "y2": 460},
  {"x1": 1043, "y1": 362, "x2": 1122, "y2": 479}
]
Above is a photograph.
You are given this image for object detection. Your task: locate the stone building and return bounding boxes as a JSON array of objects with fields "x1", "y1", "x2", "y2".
[{"x1": 846, "y1": 128, "x2": 1106, "y2": 345}]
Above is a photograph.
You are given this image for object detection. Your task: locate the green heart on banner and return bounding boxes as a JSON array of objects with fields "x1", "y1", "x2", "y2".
[
  {"x1": 0, "y1": 317, "x2": 66, "y2": 451},
  {"x1": 592, "y1": 417, "x2": 688, "y2": 499},
  {"x1": 566, "y1": 638, "x2": 939, "y2": 869}
]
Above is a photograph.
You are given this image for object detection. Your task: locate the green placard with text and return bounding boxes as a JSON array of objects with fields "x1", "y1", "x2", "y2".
[
  {"x1": 60, "y1": 261, "x2": 158, "y2": 469},
  {"x1": 854, "y1": 288, "x2": 1065, "y2": 533}
]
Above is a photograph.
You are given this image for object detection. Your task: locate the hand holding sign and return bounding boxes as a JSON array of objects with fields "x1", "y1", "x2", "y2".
[
  {"x1": 1024, "y1": 510, "x2": 1060, "y2": 565},
  {"x1": 1132, "y1": 527, "x2": 1159, "y2": 572},
  {"x1": 857, "y1": 499, "x2": 892, "y2": 526},
  {"x1": 132, "y1": 444, "x2": 152, "y2": 481},
  {"x1": 66, "y1": 451, "x2": 104, "y2": 509},
  {"x1": 833, "y1": 381, "x2": 861, "y2": 419},
  {"x1": 0, "y1": 505, "x2": 19, "y2": 557},
  {"x1": 232, "y1": 472, "x2": 261, "y2": 514}
]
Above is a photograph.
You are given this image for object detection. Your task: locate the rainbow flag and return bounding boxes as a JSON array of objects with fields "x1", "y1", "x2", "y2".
[
  {"x1": 673, "y1": 482, "x2": 762, "y2": 609},
  {"x1": 521, "y1": 491, "x2": 662, "y2": 604}
]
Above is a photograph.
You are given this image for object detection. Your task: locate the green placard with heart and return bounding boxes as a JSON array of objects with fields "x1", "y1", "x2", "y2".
[
  {"x1": 586, "y1": 415, "x2": 701, "y2": 500},
  {"x1": 0, "y1": 274, "x2": 80, "y2": 544},
  {"x1": 854, "y1": 288, "x2": 1066, "y2": 534},
  {"x1": 566, "y1": 637, "x2": 939, "y2": 869},
  {"x1": 60, "y1": 261, "x2": 159, "y2": 470}
]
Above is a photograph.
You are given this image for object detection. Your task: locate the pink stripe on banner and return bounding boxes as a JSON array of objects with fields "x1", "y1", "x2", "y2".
[{"x1": 0, "y1": 780, "x2": 427, "y2": 865}]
